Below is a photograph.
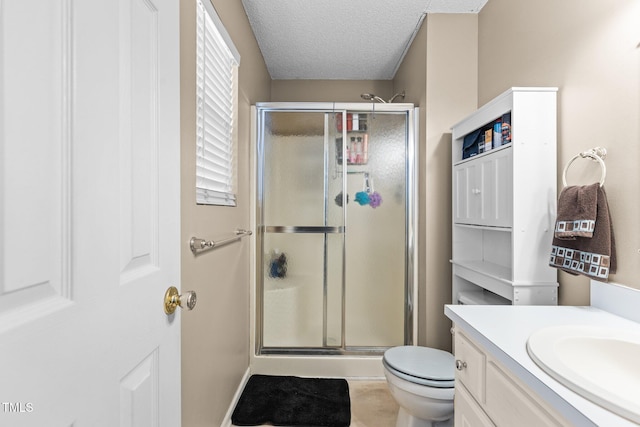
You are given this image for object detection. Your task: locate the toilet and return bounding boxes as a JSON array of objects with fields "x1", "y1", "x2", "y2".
[{"x1": 383, "y1": 346, "x2": 455, "y2": 427}]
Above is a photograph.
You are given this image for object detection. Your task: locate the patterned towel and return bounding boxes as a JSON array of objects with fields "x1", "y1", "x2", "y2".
[
  {"x1": 554, "y1": 183, "x2": 598, "y2": 239},
  {"x1": 550, "y1": 184, "x2": 616, "y2": 281}
]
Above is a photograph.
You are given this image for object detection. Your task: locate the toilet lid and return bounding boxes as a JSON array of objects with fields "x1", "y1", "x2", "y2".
[{"x1": 383, "y1": 346, "x2": 454, "y2": 383}]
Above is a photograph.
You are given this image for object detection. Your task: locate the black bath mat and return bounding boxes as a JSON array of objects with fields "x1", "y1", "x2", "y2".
[{"x1": 231, "y1": 374, "x2": 351, "y2": 426}]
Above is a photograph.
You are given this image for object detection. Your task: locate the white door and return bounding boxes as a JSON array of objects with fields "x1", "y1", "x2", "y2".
[{"x1": 0, "y1": 0, "x2": 181, "y2": 425}]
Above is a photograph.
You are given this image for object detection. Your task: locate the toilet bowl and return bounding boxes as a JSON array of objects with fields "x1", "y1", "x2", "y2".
[{"x1": 383, "y1": 346, "x2": 455, "y2": 427}]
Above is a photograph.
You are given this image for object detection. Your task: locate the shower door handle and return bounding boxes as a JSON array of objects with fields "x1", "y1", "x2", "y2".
[{"x1": 264, "y1": 226, "x2": 344, "y2": 234}]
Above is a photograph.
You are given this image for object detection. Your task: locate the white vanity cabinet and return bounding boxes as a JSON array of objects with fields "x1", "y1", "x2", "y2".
[
  {"x1": 453, "y1": 326, "x2": 569, "y2": 427},
  {"x1": 451, "y1": 87, "x2": 559, "y2": 305}
]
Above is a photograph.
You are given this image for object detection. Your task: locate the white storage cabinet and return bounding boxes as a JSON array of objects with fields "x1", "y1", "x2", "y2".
[{"x1": 451, "y1": 87, "x2": 559, "y2": 305}]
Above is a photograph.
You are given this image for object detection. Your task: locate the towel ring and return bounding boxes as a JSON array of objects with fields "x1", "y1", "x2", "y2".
[{"x1": 562, "y1": 148, "x2": 607, "y2": 187}]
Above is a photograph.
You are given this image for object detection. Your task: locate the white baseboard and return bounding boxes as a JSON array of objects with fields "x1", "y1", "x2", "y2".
[{"x1": 220, "y1": 367, "x2": 251, "y2": 427}]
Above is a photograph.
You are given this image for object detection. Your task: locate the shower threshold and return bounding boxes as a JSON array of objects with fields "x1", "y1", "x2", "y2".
[{"x1": 251, "y1": 352, "x2": 387, "y2": 378}]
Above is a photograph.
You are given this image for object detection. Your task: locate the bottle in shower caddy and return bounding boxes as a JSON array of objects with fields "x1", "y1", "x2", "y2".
[
  {"x1": 362, "y1": 134, "x2": 369, "y2": 164},
  {"x1": 349, "y1": 137, "x2": 357, "y2": 164},
  {"x1": 355, "y1": 137, "x2": 363, "y2": 164}
]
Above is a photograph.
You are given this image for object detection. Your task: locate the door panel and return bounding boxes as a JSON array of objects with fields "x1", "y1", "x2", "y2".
[
  {"x1": 0, "y1": 0, "x2": 72, "y2": 323},
  {"x1": 260, "y1": 111, "x2": 345, "y2": 349},
  {"x1": 262, "y1": 112, "x2": 326, "y2": 226},
  {"x1": 343, "y1": 112, "x2": 406, "y2": 348},
  {"x1": 454, "y1": 161, "x2": 478, "y2": 225},
  {"x1": 119, "y1": 0, "x2": 162, "y2": 283},
  {"x1": 263, "y1": 232, "x2": 325, "y2": 348},
  {"x1": 120, "y1": 349, "x2": 160, "y2": 427},
  {"x1": 488, "y1": 148, "x2": 512, "y2": 227},
  {"x1": 0, "y1": 0, "x2": 180, "y2": 425}
]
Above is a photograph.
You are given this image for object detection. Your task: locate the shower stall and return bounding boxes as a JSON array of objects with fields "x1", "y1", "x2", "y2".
[{"x1": 251, "y1": 102, "x2": 417, "y2": 376}]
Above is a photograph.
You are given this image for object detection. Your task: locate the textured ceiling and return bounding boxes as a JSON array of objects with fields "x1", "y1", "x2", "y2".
[{"x1": 241, "y1": 0, "x2": 488, "y2": 80}]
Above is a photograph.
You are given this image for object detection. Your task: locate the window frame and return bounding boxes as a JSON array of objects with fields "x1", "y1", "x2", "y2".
[{"x1": 195, "y1": 0, "x2": 241, "y2": 206}]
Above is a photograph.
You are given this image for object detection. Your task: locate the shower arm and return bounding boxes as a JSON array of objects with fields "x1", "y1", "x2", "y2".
[
  {"x1": 360, "y1": 91, "x2": 405, "y2": 103},
  {"x1": 388, "y1": 91, "x2": 405, "y2": 103}
]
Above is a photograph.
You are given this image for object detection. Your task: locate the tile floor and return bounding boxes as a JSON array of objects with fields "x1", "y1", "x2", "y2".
[{"x1": 347, "y1": 380, "x2": 399, "y2": 427}]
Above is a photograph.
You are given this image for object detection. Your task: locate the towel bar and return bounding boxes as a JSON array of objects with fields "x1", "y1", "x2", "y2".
[
  {"x1": 562, "y1": 147, "x2": 607, "y2": 187},
  {"x1": 190, "y1": 229, "x2": 252, "y2": 255}
]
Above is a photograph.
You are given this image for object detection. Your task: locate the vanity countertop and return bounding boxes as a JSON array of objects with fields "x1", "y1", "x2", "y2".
[{"x1": 445, "y1": 304, "x2": 640, "y2": 427}]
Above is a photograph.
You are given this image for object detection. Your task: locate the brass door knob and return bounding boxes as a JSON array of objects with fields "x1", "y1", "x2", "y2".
[{"x1": 164, "y1": 286, "x2": 197, "y2": 314}]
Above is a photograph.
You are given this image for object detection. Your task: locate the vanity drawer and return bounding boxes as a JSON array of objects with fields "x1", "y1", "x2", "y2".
[{"x1": 454, "y1": 329, "x2": 486, "y2": 403}]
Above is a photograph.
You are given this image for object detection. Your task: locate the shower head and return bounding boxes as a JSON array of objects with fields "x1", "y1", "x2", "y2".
[
  {"x1": 360, "y1": 91, "x2": 406, "y2": 103},
  {"x1": 360, "y1": 93, "x2": 387, "y2": 103}
]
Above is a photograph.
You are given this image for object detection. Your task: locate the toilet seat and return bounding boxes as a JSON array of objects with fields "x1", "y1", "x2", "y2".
[{"x1": 383, "y1": 346, "x2": 455, "y2": 388}]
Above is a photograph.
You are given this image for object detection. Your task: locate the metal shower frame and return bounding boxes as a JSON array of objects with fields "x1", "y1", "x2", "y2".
[{"x1": 254, "y1": 102, "x2": 419, "y2": 356}]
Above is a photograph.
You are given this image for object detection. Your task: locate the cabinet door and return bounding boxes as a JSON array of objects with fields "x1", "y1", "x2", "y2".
[
  {"x1": 485, "y1": 361, "x2": 564, "y2": 427},
  {"x1": 481, "y1": 148, "x2": 512, "y2": 227},
  {"x1": 455, "y1": 384, "x2": 495, "y2": 427},
  {"x1": 453, "y1": 161, "x2": 479, "y2": 225},
  {"x1": 454, "y1": 331, "x2": 486, "y2": 403},
  {"x1": 453, "y1": 148, "x2": 512, "y2": 227}
]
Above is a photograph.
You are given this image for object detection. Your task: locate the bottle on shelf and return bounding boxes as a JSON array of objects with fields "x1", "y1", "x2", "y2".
[
  {"x1": 363, "y1": 134, "x2": 369, "y2": 163},
  {"x1": 355, "y1": 137, "x2": 363, "y2": 164},
  {"x1": 484, "y1": 128, "x2": 492, "y2": 152},
  {"x1": 501, "y1": 112, "x2": 511, "y2": 144},
  {"x1": 349, "y1": 137, "x2": 356, "y2": 164},
  {"x1": 336, "y1": 113, "x2": 353, "y2": 131},
  {"x1": 493, "y1": 119, "x2": 503, "y2": 147}
]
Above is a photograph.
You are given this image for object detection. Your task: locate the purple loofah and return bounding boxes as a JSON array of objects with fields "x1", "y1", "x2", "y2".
[
  {"x1": 355, "y1": 191, "x2": 370, "y2": 205},
  {"x1": 369, "y1": 191, "x2": 382, "y2": 208}
]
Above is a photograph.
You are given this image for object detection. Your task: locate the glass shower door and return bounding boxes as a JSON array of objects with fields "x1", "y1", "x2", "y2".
[
  {"x1": 343, "y1": 112, "x2": 407, "y2": 348},
  {"x1": 260, "y1": 111, "x2": 344, "y2": 350}
]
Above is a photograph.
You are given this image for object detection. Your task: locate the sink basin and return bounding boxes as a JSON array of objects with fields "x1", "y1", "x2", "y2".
[{"x1": 527, "y1": 325, "x2": 640, "y2": 423}]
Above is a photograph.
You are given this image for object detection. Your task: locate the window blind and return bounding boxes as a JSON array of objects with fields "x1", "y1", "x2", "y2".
[{"x1": 195, "y1": 0, "x2": 240, "y2": 206}]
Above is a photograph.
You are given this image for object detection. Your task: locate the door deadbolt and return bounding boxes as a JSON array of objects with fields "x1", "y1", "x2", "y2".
[{"x1": 164, "y1": 286, "x2": 197, "y2": 314}]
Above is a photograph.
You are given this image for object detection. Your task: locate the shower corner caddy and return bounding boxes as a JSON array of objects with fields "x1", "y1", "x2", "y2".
[
  {"x1": 450, "y1": 87, "x2": 559, "y2": 306},
  {"x1": 335, "y1": 113, "x2": 369, "y2": 167}
]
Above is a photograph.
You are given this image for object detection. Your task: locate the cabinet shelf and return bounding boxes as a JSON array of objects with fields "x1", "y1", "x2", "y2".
[
  {"x1": 452, "y1": 260, "x2": 512, "y2": 283},
  {"x1": 455, "y1": 223, "x2": 511, "y2": 232},
  {"x1": 452, "y1": 260, "x2": 513, "y2": 301}
]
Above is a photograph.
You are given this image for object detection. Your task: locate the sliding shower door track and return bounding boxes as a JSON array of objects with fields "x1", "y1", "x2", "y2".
[{"x1": 259, "y1": 346, "x2": 391, "y2": 356}]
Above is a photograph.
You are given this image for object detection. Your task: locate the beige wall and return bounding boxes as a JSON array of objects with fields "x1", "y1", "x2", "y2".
[
  {"x1": 478, "y1": 0, "x2": 640, "y2": 303},
  {"x1": 180, "y1": 0, "x2": 270, "y2": 425},
  {"x1": 394, "y1": 15, "x2": 479, "y2": 351}
]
